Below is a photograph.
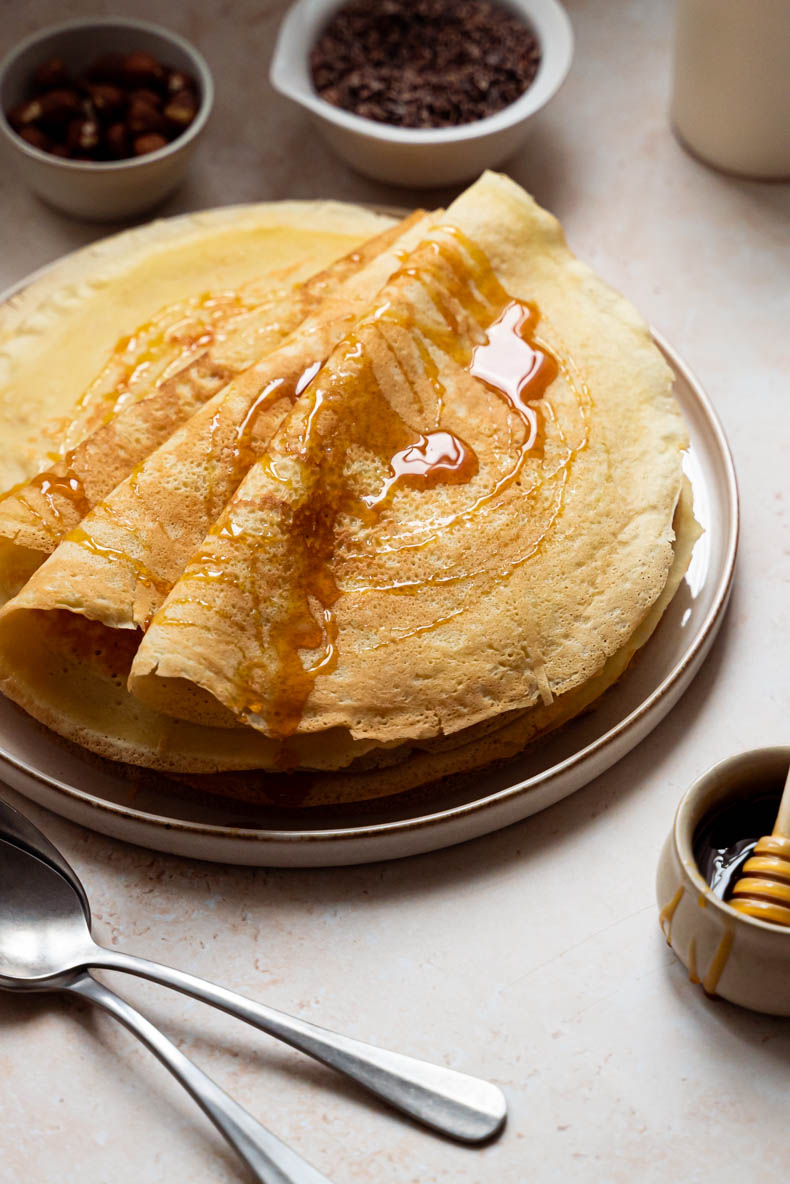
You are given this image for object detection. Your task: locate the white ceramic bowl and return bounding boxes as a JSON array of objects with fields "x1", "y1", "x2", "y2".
[
  {"x1": 0, "y1": 17, "x2": 213, "y2": 221},
  {"x1": 656, "y1": 746, "x2": 790, "y2": 1016},
  {"x1": 270, "y1": 0, "x2": 573, "y2": 187}
]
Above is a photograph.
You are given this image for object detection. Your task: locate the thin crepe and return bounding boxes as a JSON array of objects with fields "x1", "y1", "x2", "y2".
[
  {"x1": 0, "y1": 175, "x2": 692, "y2": 795},
  {"x1": 0, "y1": 208, "x2": 444, "y2": 770},
  {"x1": 164, "y1": 477, "x2": 699, "y2": 806},
  {"x1": 0, "y1": 214, "x2": 409, "y2": 603},
  {"x1": 0, "y1": 200, "x2": 398, "y2": 490},
  {"x1": 131, "y1": 172, "x2": 688, "y2": 756}
]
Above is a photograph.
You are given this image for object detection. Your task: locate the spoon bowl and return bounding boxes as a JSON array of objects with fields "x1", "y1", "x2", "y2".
[
  {"x1": 0, "y1": 839, "x2": 94, "y2": 987},
  {"x1": 0, "y1": 796, "x2": 88, "y2": 912}
]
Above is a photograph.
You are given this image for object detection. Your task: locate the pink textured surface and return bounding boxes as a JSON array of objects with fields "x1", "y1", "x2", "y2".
[{"x1": 0, "y1": 2, "x2": 789, "y2": 1182}]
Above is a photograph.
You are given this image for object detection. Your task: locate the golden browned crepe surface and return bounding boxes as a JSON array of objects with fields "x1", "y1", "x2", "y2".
[{"x1": 0, "y1": 177, "x2": 694, "y2": 805}]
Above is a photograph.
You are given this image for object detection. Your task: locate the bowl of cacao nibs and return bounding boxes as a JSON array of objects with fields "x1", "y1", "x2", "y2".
[
  {"x1": 0, "y1": 17, "x2": 213, "y2": 220},
  {"x1": 270, "y1": 0, "x2": 573, "y2": 187}
]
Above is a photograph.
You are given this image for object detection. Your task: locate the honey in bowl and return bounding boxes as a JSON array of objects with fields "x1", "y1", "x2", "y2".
[
  {"x1": 693, "y1": 786, "x2": 784, "y2": 901},
  {"x1": 657, "y1": 748, "x2": 790, "y2": 1014}
]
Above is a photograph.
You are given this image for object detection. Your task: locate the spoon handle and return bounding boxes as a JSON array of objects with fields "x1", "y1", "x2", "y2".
[
  {"x1": 65, "y1": 972, "x2": 334, "y2": 1184},
  {"x1": 93, "y1": 946, "x2": 506, "y2": 1143}
]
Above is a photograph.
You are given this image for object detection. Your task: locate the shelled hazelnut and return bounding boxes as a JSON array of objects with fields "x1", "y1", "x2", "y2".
[{"x1": 5, "y1": 50, "x2": 201, "y2": 161}]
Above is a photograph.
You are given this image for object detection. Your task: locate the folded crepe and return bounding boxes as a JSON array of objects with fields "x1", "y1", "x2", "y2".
[
  {"x1": 0, "y1": 208, "x2": 442, "y2": 772},
  {"x1": 130, "y1": 171, "x2": 687, "y2": 748},
  {"x1": 0, "y1": 212, "x2": 417, "y2": 603},
  {"x1": 0, "y1": 199, "x2": 398, "y2": 492},
  {"x1": 163, "y1": 478, "x2": 699, "y2": 807},
  {"x1": 0, "y1": 173, "x2": 694, "y2": 801}
]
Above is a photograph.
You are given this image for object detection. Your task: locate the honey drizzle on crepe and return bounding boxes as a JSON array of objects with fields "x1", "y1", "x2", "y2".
[
  {"x1": 67, "y1": 525, "x2": 171, "y2": 599},
  {"x1": 0, "y1": 452, "x2": 87, "y2": 540},
  {"x1": 27, "y1": 461, "x2": 91, "y2": 524},
  {"x1": 363, "y1": 430, "x2": 479, "y2": 508},
  {"x1": 0, "y1": 289, "x2": 302, "y2": 575},
  {"x1": 349, "y1": 236, "x2": 568, "y2": 562},
  {"x1": 67, "y1": 289, "x2": 262, "y2": 445},
  {"x1": 1, "y1": 219, "x2": 423, "y2": 649},
  {"x1": 343, "y1": 241, "x2": 581, "y2": 606},
  {"x1": 155, "y1": 226, "x2": 568, "y2": 738}
]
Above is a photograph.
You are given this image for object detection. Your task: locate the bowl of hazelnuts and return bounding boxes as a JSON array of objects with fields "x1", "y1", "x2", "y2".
[{"x1": 0, "y1": 17, "x2": 213, "y2": 220}]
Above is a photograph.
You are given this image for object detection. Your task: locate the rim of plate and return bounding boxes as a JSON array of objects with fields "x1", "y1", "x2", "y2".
[{"x1": 0, "y1": 211, "x2": 739, "y2": 851}]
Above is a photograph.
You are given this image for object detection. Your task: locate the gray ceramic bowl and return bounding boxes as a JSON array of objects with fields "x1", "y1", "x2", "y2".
[{"x1": 0, "y1": 17, "x2": 213, "y2": 221}]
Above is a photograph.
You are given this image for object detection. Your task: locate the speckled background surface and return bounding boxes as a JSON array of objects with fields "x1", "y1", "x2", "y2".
[{"x1": 0, "y1": 2, "x2": 789, "y2": 1181}]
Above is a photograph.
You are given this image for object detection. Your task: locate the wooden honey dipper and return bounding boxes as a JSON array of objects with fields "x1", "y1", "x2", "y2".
[{"x1": 730, "y1": 764, "x2": 790, "y2": 927}]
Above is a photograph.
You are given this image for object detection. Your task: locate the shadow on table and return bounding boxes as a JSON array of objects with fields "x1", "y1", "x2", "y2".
[{"x1": 661, "y1": 943, "x2": 790, "y2": 1055}]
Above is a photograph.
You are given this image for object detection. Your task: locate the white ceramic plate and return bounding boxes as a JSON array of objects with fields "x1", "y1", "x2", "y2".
[{"x1": 0, "y1": 326, "x2": 738, "y2": 865}]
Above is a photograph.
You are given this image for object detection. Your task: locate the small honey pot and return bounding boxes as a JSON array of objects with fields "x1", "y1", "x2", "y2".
[{"x1": 656, "y1": 746, "x2": 790, "y2": 1015}]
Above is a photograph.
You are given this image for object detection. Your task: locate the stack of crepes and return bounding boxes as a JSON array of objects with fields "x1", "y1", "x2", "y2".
[{"x1": 0, "y1": 173, "x2": 697, "y2": 806}]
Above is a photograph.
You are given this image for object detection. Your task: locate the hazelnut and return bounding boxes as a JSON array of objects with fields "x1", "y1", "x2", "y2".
[
  {"x1": 85, "y1": 84, "x2": 126, "y2": 120},
  {"x1": 7, "y1": 99, "x2": 44, "y2": 129},
  {"x1": 127, "y1": 96, "x2": 166, "y2": 135},
  {"x1": 164, "y1": 89, "x2": 198, "y2": 129},
  {"x1": 133, "y1": 132, "x2": 168, "y2": 155},
  {"x1": 166, "y1": 68, "x2": 196, "y2": 95},
  {"x1": 105, "y1": 121, "x2": 131, "y2": 158},
  {"x1": 129, "y1": 87, "x2": 164, "y2": 110},
  {"x1": 123, "y1": 51, "x2": 166, "y2": 91},
  {"x1": 37, "y1": 89, "x2": 82, "y2": 130},
  {"x1": 19, "y1": 125, "x2": 52, "y2": 151},
  {"x1": 66, "y1": 117, "x2": 101, "y2": 155}
]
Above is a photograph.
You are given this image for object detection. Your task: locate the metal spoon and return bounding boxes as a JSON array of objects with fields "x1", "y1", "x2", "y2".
[
  {"x1": 0, "y1": 836, "x2": 331, "y2": 1184},
  {"x1": 0, "y1": 800, "x2": 506, "y2": 1143},
  {"x1": 0, "y1": 795, "x2": 89, "y2": 912}
]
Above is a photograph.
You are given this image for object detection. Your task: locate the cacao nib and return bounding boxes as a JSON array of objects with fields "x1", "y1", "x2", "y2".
[{"x1": 310, "y1": 0, "x2": 542, "y2": 129}]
